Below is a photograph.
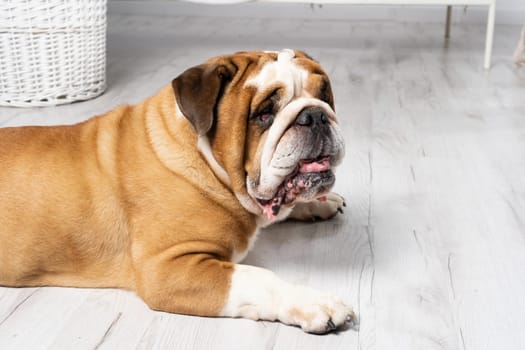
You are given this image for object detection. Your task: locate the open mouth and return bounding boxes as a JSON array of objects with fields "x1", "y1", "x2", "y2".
[{"x1": 256, "y1": 156, "x2": 335, "y2": 220}]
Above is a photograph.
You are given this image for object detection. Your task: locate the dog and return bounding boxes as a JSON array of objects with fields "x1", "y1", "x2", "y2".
[{"x1": 0, "y1": 49, "x2": 355, "y2": 334}]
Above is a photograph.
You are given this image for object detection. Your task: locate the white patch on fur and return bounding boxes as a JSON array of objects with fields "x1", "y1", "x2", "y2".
[
  {"x1": 197, "y1": 136, "x2": 231, "y2": 187},
  {"x1": 174, "y1": 102, "x2": 233, "y2": 189},
  {"x1": 245, "y1": 49, "x2": 308, "y2": 105},
  {"x1": 220, "y1": 264, "x2": 356, "y2": 333}
]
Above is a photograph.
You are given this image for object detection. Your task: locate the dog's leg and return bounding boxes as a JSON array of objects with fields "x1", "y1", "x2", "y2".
[
  {"x1": 135, "y1": 254, "x2": 355, "y2": 333},
  {"x1": 135, "y1": 253, "x2": 235, "y2": 317},
  {"x1": 288, "y1": 192, "x2": 345, "y2": 221},
  {"x1": 220, "y1": 264, "x2": 356, "y2": 333}
]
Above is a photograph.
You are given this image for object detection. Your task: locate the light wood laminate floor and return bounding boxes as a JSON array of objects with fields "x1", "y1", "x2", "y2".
[{"x1": 1, "y1": 14, "x2": 525, "y2": 350}]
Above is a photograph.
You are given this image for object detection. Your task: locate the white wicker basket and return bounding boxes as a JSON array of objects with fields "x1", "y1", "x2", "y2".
[{"x1": 0, "y1": 0, "x2": 107, "y2": 107}]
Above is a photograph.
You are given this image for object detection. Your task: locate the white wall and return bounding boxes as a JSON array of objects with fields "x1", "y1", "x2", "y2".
[{"x1": 109, "y1": 0, "x2": 525, "y2": 25}]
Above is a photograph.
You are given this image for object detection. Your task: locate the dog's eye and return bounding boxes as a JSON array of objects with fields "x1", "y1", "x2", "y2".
[{"x1": 253, "y1": 105, "x2": 274, "y2": 127}]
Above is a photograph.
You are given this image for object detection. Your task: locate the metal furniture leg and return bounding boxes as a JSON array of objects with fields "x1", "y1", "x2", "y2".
[{"x1": 445, "y1": 5, "x2": 452, "y2": 38}]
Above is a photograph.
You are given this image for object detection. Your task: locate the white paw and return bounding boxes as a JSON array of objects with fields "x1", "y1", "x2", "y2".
[
  {"x1": 280, "y1": 287, "x2": 357, "y2": 334},
  {"x1": 289, "y1": 192, "x2": 346, "y2": 221}
]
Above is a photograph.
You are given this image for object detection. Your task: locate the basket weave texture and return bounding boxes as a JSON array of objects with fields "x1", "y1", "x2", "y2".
[{"x1": 0, "y1": 0, "x2": 107, "y2": 107}]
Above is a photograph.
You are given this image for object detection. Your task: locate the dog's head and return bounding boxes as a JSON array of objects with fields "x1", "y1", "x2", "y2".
[{"x1": 172, "y1": 49, "x2": 345, "y2": 221}]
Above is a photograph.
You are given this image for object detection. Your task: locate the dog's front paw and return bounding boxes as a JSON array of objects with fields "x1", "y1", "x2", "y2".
[
  {"x1": 289, "y1": 192, "x2": 346, "y2": 221},
  {"x1": 280, "y1": 288, "x2": 357, "y2": 334}
]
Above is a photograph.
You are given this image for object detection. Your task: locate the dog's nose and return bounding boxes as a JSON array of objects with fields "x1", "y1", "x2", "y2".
[{"x1": 295, "y1": 107, "x2": 329, "y2": 127}]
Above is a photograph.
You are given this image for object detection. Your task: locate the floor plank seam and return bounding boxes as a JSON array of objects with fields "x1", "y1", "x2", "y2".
[
  {"x1": 0, "y1": 288, "x2": 40, "y2": 326},
  {"x1": 447, "y1": 253, "x2": 456, "y2": 300},
  {"x1": 94, "y1": 312, "x2": 123, "y2": 350}
]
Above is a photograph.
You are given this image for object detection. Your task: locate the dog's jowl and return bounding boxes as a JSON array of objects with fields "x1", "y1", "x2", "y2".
[{"x1": 0, "y1": 49, "x2": 355, "y2": 334}]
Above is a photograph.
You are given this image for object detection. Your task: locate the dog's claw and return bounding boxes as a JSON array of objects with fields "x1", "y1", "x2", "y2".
[
  {"x1": 346, "y1": 314, "x2": 359, "y2": 330},
  {"x1": 326, "y1": 319, "x2": 337, "y2": 331},
  {"x1": 337, "y1": 207, "x2": 343, "y2": 214}
]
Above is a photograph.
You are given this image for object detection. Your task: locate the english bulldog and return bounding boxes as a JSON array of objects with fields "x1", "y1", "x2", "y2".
[{"x1": 0, "y1": 49, "x2": 356, "y2": 333}]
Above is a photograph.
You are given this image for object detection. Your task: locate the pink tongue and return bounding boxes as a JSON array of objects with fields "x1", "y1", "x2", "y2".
[
  {"x1": 299, "y1": 157, "x2": 331, "y2": 173},
  {"x1": 261, "y1": 205, "x2": 276, "y2": 220}
]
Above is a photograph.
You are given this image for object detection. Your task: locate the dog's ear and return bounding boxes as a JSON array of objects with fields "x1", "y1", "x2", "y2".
[{"x1": 172, "y1": 61, "x2": 237, "y2": 136}]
